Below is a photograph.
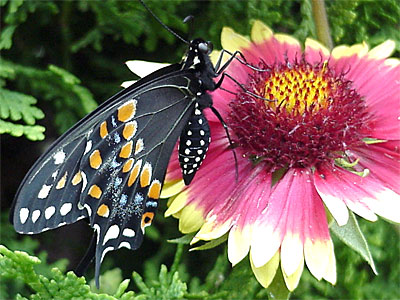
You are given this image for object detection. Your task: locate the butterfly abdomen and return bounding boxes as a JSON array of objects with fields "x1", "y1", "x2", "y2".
[{"x1": 178, "y1": 104, "x2": 211, "y2": 185}]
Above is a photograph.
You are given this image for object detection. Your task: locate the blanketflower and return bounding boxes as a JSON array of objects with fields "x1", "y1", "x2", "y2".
[{"x1": 158, "y1": 21, "x2": 400, "y2": 291}]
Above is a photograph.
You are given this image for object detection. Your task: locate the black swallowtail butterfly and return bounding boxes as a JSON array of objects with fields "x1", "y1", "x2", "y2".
[{"x1": 10, "y1": 25, "x2": 242, "y2": 285}]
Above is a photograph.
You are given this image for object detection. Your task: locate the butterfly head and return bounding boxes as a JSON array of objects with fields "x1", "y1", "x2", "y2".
[{"x1": 183, "y1": 38, "x2": 214, "y2": 70}]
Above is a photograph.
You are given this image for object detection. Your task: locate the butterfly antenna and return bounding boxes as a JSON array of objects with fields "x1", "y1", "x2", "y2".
[
  {"x1": 210, "y1": 106, "x2": 239, "y2": 181},
  {"x1": 139, "y1": 0, "x2": 189, "y2": 45},
  {"x1": 183, "y1": 15, "x2": 194, "y2": 40}
]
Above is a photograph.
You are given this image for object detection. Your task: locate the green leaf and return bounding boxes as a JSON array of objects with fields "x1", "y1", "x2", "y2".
[
  {"x1": 90, "y1": 268, "x2": 123, "y2": 295},
  {"x1": 0, "y1": 119, "x2": 45, "y2": 140},
  {"x1": 0, "y1": 245, "x2": 138, "y2": 299},
  {"x1": 167, "y1": 233, "x2": 195, "y2": 245},
  {"x1": 266, "y1": 267, "x2": 291, "y2": 300},
  {"x1": 0, "y1": 59, "x2": 15, "y2": 80},
  {"x1": 114, "y1": 279, "x2": 131, "y2": 298},
  {"x1": 190, "y1": 234, "x2": 228, "y2": 251},
  {"x1": 132, "y1": 265, "x2": 187, "y2": 300},
  {"x1": 48, "y1": 64, "x2": 81, "y2": 85},
  {"x1": 0, "y1": 88, "x2": 44, "y2": 124},
  {"x1": 331, "y1": 211, "x2": 378, "y2": 274},
  {"x1": 0, "y1": 25, "x2": 16, "y2": 50}
]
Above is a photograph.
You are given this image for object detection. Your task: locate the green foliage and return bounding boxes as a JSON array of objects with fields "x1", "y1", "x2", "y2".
[
  {"x1": 0, "y1": 245, "x2": 135, "y2": 299},
  {"x1": 327, "y1": 0, "x2": 400, "y2": 49},
  {"x1": 330, "y1": 211, "x2": 377, "y2": 274}
]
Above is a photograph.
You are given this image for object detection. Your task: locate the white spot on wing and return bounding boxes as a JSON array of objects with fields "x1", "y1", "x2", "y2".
[
  {"x1": 123, "y1": 228, "x2": 136, "y2": 237},
  {"x1": 45, "y1": 206, "x2": 56, "y2": 219},
  {"x1": 51, "y1": 170, "x2": 59, "y2": 180},
  {"x1": 81, "y1": 171, "x2": 88, "y2": 192},
  {"x1": 20, "y1": 208, "x2": 29, "y2": 224},
  {"x1": 103, "y1": 224, "x2": 120, "y2": 245},
  {"x1": 53, "y1": 150, "x2": 66, "y2": 165},
  {"x1": 101, "y1": 246, "x2": 114, "y2": 263},
  {"x1": 84, "y1": 140, "x2": 92, "y2": 155},
  {"x1": 93, "y1": 223, "x2": 100, "y2": 244},
  {"x1": 119, "y1": 242, "x2": 131, "y2": 249},
  {"x1": 84, "y1": 204, "x2": 92, "y2": 217},
  {"x1": 60, "y1": 203, "x2": 72, "y2": 216},
  {"x1": 32, "y1": 210, "x2": 41, "y2": 223},
  {"x1": 38, "y1": 184, "x2": 52, "y2": 199}
]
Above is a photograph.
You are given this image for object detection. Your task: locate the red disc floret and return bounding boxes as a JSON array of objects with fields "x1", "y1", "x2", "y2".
[{"x1": 228, "y1": 57, "x2": 370, "y2": 172}]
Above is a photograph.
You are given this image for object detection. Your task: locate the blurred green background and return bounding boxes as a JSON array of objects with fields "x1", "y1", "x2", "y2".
[{"x1": 1, "y1": 0, "x2": 399, "y2": 299}]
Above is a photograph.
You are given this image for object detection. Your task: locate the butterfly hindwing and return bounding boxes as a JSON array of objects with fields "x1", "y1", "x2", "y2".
[{"x1": 60, "y1": 72, "x2": 199, "y2": 282}]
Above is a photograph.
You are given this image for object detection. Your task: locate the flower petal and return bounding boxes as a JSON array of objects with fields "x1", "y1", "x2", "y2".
[
  {"x1": 195, "y1": 215, "x2": 232, "y2": 240},
  {"x1": 251, "y1": 20, "x2": 274, "y2": 44},
  {"x1": 164, "y1": 190, "x2": 189, "y2": 217},
  {"x1": 161, "y1": 179, "x2": 185, "y2": 199},
  {"x1": 315, "y1": 164, "x2": 400, "y2": 223},
  {"x1": 250, "y1": 250, "x2": 280, "y2": 288},
  {"x1": 281, "y1": 232, "x2": 304, "y2": 276},
  {"x1": 352, "y1": 142, "x2": 400, "y2": 194},
  {"x1": 304, "y1": 38, "x2": 330, "y2": 63},
  {"x1": 228, "y1": 224, "x2": 251, "y2": 266},
  {"x1": 251, "y1": 168, "x2": 322, "y2": 271},
  {"x1": 178, "y1": 202, "x2": 205, "y2": 233},
  {"x1": 331, "y1": 42, "x2": 369, "y2": 60},
  {"x1": 304, "y1": 238, "x2": 336, "y2": 283},
  {"x1": 282, "y1": 257, "x2": 304, "y2": 291},
  {"x1": 221, "y1": 27, "x2": 251, "y2": 52},
  {"x1": 368, "y1": 40, "x2": 396, "y2": 60},
  {"x1": 125, "y1": 60, "x2": 169, "y2": 78}
]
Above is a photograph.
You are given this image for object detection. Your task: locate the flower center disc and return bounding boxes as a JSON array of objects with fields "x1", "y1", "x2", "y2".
[{"x1": 228, "y1": 58, "x2": 369, "y2": 171}]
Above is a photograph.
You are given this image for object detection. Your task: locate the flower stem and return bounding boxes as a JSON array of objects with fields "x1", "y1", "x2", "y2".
[{"x1": 311, "y1": 0, "x2": 333, "y2": 50}]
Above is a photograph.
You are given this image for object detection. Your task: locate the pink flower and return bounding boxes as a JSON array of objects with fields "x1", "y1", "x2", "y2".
[{"x1": 161, "y1": 21, "x2": 400, "y2": 291}]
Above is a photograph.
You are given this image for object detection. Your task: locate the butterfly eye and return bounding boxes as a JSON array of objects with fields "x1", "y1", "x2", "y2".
[{"x1": 198, "y1": 42, "x2": 209, "y2": 54}]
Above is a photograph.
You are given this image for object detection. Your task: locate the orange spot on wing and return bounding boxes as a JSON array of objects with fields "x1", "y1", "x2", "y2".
[
  {"x1": 128, "y1": 160, "x2": 142, "y2": 187},
  {"x1": 140, "y1": 163, "x2": 152, "y2": 187},
  {"x1": 56, "y1": 172, "x2": 68, "y2": 189},
  {"x1": 88, "y1": 184, "x2": 102, "y2": 199},
  {"x1": 118, "y1": 100, "x2": 136, "y2": 122},
  {"x1": 119, "y1": 141, "x2": 133, "y2": 158},
  {"x1": 89, "y1": 150, "x2": 102, "y2": 169},
  {"x1": 97, "y1": 204, "x2": 109, "y2": 217},
  {"x1": 122, "y1": 121, "x2": 137, "y2": 140},
  {"x1": 99, "y1": 121, "x2": 108, "y2": 138},
  {"x1": 122, "y1": 158, "x2": 134, "y2": 173},
  {"x1": 71, "y1": 171, "x2": 82, "y2": 185},
  {"x1": 141, "y1": 212, "x2": 154, "y2": 230},
  {"x1": 148, "y1": 180, "x2": 161, "y2": 199}
]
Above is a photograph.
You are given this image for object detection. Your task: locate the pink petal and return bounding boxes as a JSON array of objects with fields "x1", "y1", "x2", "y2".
[
  {"x1": 197, "y1": 167, "x2": 271, "y2": 258},
  {"x1": 331, "y1": 56, "x2": 400, "y2": 140},
  {"x1": 352, "y1": 142, "x2": 400, "y2": 194},
  {"x1": 246, "y1": 35, "x2": 302, "y2": 66},
  {"x1": 251, "y1": 168, "x2": 331, "y2": 272},
  {"x1": 315, "y1": 164, "x2": 400, "y2": 223}
]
